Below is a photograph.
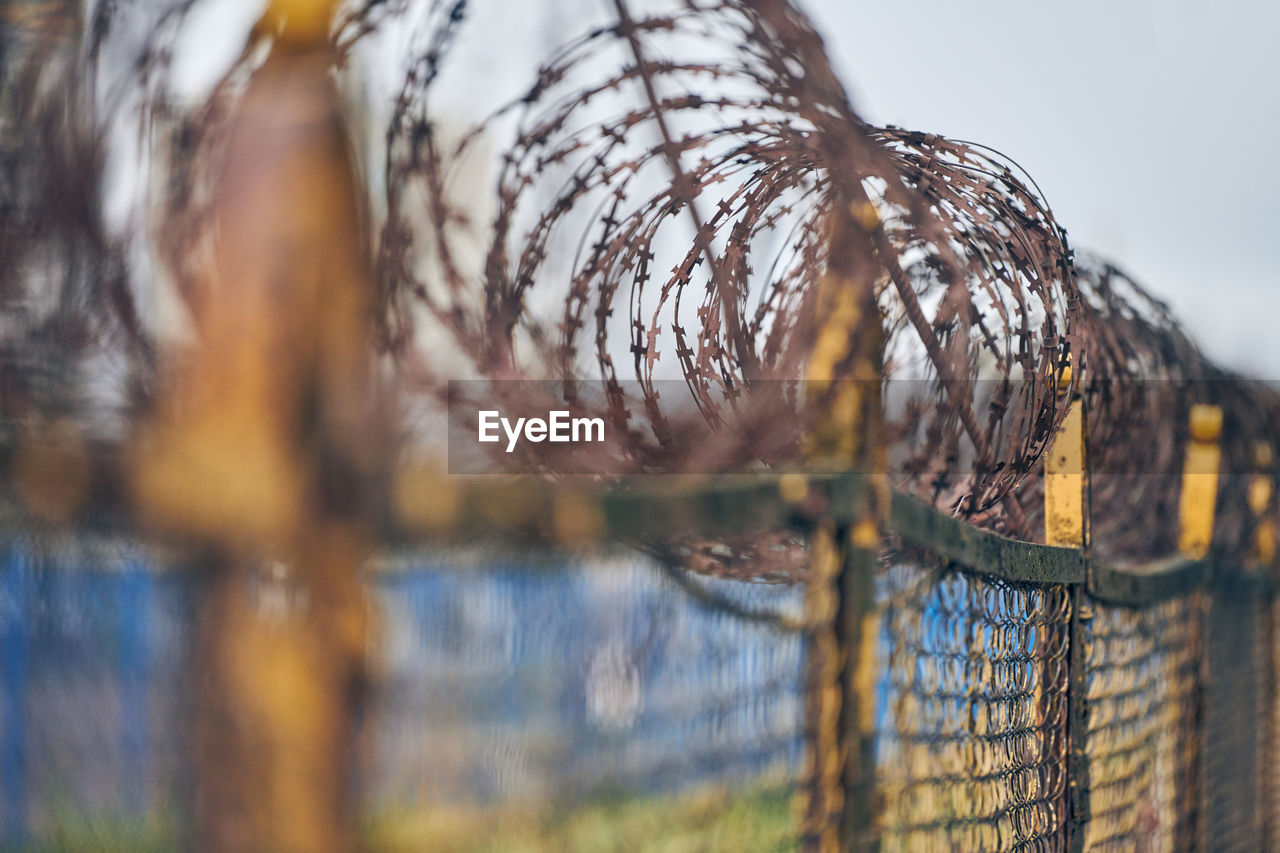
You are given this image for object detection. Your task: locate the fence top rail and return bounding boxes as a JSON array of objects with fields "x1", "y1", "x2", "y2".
[
  {"x1": 889, "y1": 490, "x2": 1087, "y2": 585},
  {"x1": 385, "y1": 474, "x2": 1270, "y2": 606},
  {"x1": 1, "y1": 471, "x2": 1268, "y2": 604},
  {"x1": 388, "y1": 472, "x2": 862, "y2": 544},
  {"x1": 888, "y1": 490, "x2": 1274, "y2": 603},
  {"x1": 1088, "y1": 556, "x2": 1209, "y2": 606}
]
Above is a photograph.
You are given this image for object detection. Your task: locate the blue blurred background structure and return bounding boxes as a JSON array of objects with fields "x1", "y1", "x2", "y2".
[{"x1": 0, "y1": 547, "x2": 806, "y2": 844}]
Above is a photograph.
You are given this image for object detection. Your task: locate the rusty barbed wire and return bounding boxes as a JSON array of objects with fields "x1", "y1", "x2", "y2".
[
  {"x1": 1008, "y1": 255, "x2": 1280, "y2": 562},
  {"x1": 1, "y1": 0, "x2": 1277, "y2": 566},
  {"x1": 364, "y1": 0, "x2": 1084, "y2": 531},
  {"x1": 360, "y1": 0, "x2": 1280, "y2": 561},
  {"x1": 0, "y1": 5, "x2": 150, "y2": 438}
]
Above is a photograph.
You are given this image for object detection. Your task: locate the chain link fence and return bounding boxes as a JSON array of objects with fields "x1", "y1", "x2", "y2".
[
  {"x1": 0, "y1": 535, "x2": 810, "y2": 850},
  {"x1": 0, "y1": 478, "x2": 1277, "y2": 851},
  {"x1": 1082, "y1": 593, "x2": 1203, "y2": 851},
  {"x1": 873, "y1": 563, "x2": 1071, "y2": 851}
]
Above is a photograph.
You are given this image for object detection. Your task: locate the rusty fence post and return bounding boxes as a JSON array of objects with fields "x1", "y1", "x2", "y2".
[
  {"x1": 1175, "y1": 404, "x2": 1267, "y2": 851},
  {"x1": 134, "y1": 1, "x2": 379, "y2": 849},
  {"x1": 1179, "y1": 404, "x2": 1223, "y2": 560},
  {"x1": 1044, "y1": 362, "x2": 1090, "y2": 852},
  {"x1": 1253, "y1": 442, "x2": 1280, "y2": 850},
  {"x1": 797, "y1": 205, "x2": 886, "y2": 852}
]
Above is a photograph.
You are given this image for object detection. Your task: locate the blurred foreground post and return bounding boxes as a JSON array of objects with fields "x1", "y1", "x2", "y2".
[
  {"x1": 134, "y1": 1, "x2": 378, "y2": 849},
  {"x1": 798, "y1": 206, "x2": 886, "y2": 852}
]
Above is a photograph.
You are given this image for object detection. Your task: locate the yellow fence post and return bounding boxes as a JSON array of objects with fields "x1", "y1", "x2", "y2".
[
  {"x1": 797, "y1": 203, "x2": 886, "y2": 853},
  {"x1": 1043, "y1": 359, "x2": 1091, "y2": 851},
  {"x1": 1250, "y1": 442, "x2": 1276, "y2": 566},
  {"x1": 1179, "y1": 404, "x2": 1223, "y2": 559},
  {"x1": 1255, "y1": 440, "x2": 1279, "y2": 852},
  {"x1": 134, "y1": 1, "x2": 375, "y2": 850},
  {"x1": 1045, "y1": 362, "x2": 1086, "y2": 548}
]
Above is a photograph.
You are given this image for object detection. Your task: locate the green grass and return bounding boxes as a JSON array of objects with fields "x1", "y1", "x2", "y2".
[
  {"x1": 1, "y1": 816, "x2": 176, "y2": 853},
  {"x1": 3, "y1": 783, "x2": 797, "y2": 852},
  {"x1": 366, "y1": 783, "x2": 799, "y2": 853}
]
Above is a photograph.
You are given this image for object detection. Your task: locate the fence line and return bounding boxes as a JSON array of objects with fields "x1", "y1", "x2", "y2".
[
  {"x1": 2, "y1": 465, "x2": 1277, "y2": 849},
  {"x1": 398, "y1": 466, "x2": 1278, "y2": 851},
  {"x1": 383, "y1": 466, "x2": 1280, "y2": 850}
]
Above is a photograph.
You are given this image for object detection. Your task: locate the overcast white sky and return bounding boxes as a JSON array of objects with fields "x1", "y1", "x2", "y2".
[{"x1": 804, "y1": 0, "x2": 1280, "y2": 377}]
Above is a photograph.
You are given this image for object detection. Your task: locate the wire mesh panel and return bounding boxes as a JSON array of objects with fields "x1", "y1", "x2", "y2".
[
  {"x1": 1201, "y1": 577, "x2": 1269, "y2": 853},
  {"x1": 0, "y1": 539, "x2": 197, "y2": 849},
  {"x1": 2, "y1": 543, "x2": 807, "y2": 850},
  {"x1": 1081, "y1": 593, "x2": 1204, "y2": 852},
  {"x1": 8, "y1": 521, "x2": 1280, "y2": 852},
  {"x1": 873, "y1": 561, "x2": 1071, "y2": 852},
  {"x1": 359, "y1": 550, "x2": 808, "y2": 847}
]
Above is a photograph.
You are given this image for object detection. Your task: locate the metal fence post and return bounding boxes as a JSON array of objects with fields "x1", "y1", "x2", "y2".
[
  {"x1": 1250, "y1": 442, "x2": 1276, "y2": 566},
  {"x1": 839, "y1": 503, "x2": 884, "y2": 851},
  {"x1": 1045, "y1": 361, "x2": 1086, "y2": 550},
  {"x1": 1179, "y1": 404, "x2": 1223, "y2": 560},
  {"x1": 798, "y1": 205, "x2": 885, "y2": 852},
  {"x1": 1203, "y1": 576, "x2": 1266, "y2": 850},
  {"x1": 1254, "y1": 442, "x2": 1280, "y2": 850},
  {"x1": 1176, "y1": 404, "x2": 1253, "y2": 851},
  {"x1": 1045, "y1": 364, "x2": 1090, "y2": 851},
  {"x1": 132, "y1": 1, "x2": 378, "y2": 847}
]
